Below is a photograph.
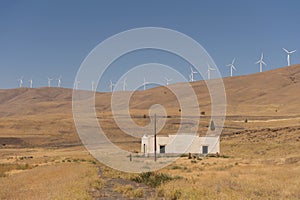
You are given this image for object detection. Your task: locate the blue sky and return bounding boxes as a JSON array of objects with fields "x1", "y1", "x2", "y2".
[{"x1": 0, "y1": 0, "x2": 300, "y2": 90}]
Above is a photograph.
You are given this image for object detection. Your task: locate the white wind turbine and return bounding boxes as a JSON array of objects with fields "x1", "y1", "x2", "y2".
[
  {"x1": 143, "y1": 77, "x2": 148, "y2": 91},
  {"x1": 165, "y1": 77, "x2": 172, "y2": 85},
  {"x1": 47, "y1": 77, "x2": 53, "y2": 87},
  {"x1": 74, "y1": 80, "x2": 80, "y2": 90},
  {"x1": 255, "y1": 53, "x2": 266, "y2": 72},
  {"x1": 282, "y1": 48, "x2": 296, "y2": 66},
  {"x1": 29, "y1": 78, "x2": 33, "y2": 88},
  {"x1": 189, "y1": 67, "x2": 197, "y2": 82},
  {"x1": 57, "y1": 76, "x2": 62, "y2": 88},
  {"x1": 91, "y1": 81, "x2": 95, "y2": 91},
  {"x1": 123, "y1": 77, "x2": 127, "y2": 91},
  {"x1": 109, "y1": 80, "x2": 115, "y2": 92},
  {"x1": 226, "y1": 58, "x2": 237, "y2": 77},
  {"x1": 207, "y1": 63, "x2": 216, "y2": 80},
  {"x1": 17, "y1": 77, "x2": 23, "y2": 88}
]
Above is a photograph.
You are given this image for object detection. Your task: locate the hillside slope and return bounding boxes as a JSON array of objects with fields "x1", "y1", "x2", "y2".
[{"x1": 0, "y1": 64, "x2": 300, "y2": 118}]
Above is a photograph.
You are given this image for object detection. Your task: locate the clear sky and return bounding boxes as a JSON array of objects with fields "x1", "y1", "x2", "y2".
[{"x1": 1, "y1": 0, "x2": 300, "y2": 90}]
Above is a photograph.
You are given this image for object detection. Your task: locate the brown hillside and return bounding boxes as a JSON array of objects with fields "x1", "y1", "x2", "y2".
[{"x1": 1, "y1": 64, "x2": 299, "y2": 118}]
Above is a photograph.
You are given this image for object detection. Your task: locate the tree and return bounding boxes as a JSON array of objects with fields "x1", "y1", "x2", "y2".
[{"x1": 210, "y1": 120, "x2": 215, "y2": 131}]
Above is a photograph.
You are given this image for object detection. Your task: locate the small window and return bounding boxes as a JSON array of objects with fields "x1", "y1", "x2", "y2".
[
  {"x1": 160, "y1": 145, "x2": 166, "y2": 154},
  {"x1": 202, "y1": 146, "x2": 208, "y2": 154}
]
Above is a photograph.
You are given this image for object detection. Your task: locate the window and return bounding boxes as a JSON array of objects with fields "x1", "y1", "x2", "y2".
[
  {"x1": 160, "y1": 145, "x2": 166, "y2": 154},
  {"x1": 202, "y1": 146, "x2": 208, "y2": 154}
]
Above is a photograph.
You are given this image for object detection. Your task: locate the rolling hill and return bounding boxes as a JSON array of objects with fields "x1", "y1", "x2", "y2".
[
  {"x1": 0, "y1": 64, "x2": 299, "y2": 148},
  {"x1": 0, "y1": 64, "x2": 299, "y2": 117}
]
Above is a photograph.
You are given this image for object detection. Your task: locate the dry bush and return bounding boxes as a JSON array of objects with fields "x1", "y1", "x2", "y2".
[{"x1": 114, "y1": 184, "x2": 144, "y2": 198}]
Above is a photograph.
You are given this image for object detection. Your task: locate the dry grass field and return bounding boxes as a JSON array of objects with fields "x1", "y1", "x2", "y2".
[{"x1": 0, "y1": 65, "x2": 300, "y2": 199}]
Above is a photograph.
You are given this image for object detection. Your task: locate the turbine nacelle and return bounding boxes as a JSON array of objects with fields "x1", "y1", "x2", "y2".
[
  {"x1": 283, "y1": 48, "x2": 296, "y2": 66},
  {"x1": 255, "y1": 53, "x2": 267, "y2": 73},
  {"x1": 226, "y1": 58, "x2": 237, "y2": 77}
]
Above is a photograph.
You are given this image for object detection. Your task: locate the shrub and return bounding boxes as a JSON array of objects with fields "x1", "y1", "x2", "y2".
[
  {"x1": 171, "y1": 165, "x2": 182, "y2": 170},
  {"x1": 131, "y1": 172, "x2": 181, "y2": 188},
  {"x1": 114, "y1": 184, "x2": 144, "y2": 198},
  {"x1": 169, "y1": 189, "x2": 182, "y2": 200}
]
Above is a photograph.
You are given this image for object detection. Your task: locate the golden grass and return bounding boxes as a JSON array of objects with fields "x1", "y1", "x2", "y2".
[
  {"x1": 113, "y1": 184, "x2": 144, "y2": 198},
  {"x1": 157, "y1": 164, "x2": 300, "y2": 199},
  {"x1": 0, "y1": 147, "x2": 102, "y2": 200},
  {"x1": 154, "y1": 133, "x2": 300, "y2": 200},
  {"x1": 0, "y1": 163, "x2": 33, "y2": 177}
]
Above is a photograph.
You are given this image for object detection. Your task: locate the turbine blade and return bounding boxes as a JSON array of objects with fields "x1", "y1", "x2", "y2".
[
  {"x1": 290, "y1": 50, "x2": 296, "y2": 53},
  {"x1": 262, "y1": 61, "x2": 267, "y2": 65},
  {"x1": 232, "y1": 58, "x2": 235, "y2": 64},
  {"x1": 282, "y1": 48, "x2": 289, "y2": 53}
]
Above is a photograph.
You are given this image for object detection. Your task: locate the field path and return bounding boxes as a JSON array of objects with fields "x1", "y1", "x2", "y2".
[{"x1": 91, "y1": 166, "x2": 156, "y2": 200}]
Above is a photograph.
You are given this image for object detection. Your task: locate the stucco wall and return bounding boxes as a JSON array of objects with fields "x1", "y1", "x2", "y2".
[{"x1": 141, "y1": 134, "x2": 220, "y2": 155}]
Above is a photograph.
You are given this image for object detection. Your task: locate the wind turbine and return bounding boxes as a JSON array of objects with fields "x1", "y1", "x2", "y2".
[
  {"x1": 17, "y1": 77, "x2": 23, "y2": 88},
  {"x1": 207, "y1": 63, "x2": 216, "y2": 80},
  {"x1": 189, "y1": 67, "x2": 197, "y2": 82},
  {"x1": 282, "y1": 48, "x2": 296, "y2": 66},
  {"x1": 143, "y1": 77, "x2": 148, "y2": 91},
  {"x1": 226, "y1": 58, "x2": 237, "y2": 77},
  {"x1": 165, "y1": 77, "x2": 172, "y2": 85},
  {"x1": 123, "y1": 77, "x2": 127, "y2": 91},
  {"x1": 57, "y1": 76, "x2": 62, "y2": 88},
  {"x1": 47, "y1": 77, "x2": 53, "y2": 87},
  {"x1": 28, "y1": 78, "x2": 33, "y2": 88},
  {"x1": 255, "y1": 53, "x2": 266, "y2": 72},
  {"x1": 74, "y1": 80, "x2": 80, "y2": 90},
  {"x1": 91, "y1": 81, "x2": 95, "y2": 91},
  {"x1": 109, "y1": 80, "x2": 115, "y2": 92}
]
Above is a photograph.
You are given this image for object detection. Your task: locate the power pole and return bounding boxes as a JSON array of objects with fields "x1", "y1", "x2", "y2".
[{"x1": 154, "y1": 113, "x2": 157, "y2": 162}]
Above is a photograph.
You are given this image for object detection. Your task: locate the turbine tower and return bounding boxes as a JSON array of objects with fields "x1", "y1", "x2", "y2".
[
  {"x1": 74, "y1": 80, "x2": 80, "y2": 90},
  {"x1": 255, "y1": 53, "x2": 266, "y2": 73},
  {"x1": 189, "y1": 67, "x2": 197, "y2": 82},
  {"x1": 57, "y1": 76, "x2": 62, "y2": 88},
  {"x1": 283, "y1": 48, "x2": 296, "y2": 66},
  {"x1": 143, "y1": 77, "x2": 148, "y2": 91},
  {"x1": 165, "y1": 77, "x2": 172, "y2": 85},
  {"x1": 109, "y1": 80, "x2": 115, "y2": 92},
  {"x1": 47, "y1": 77, "x2": 53, "y2": 87},
  {"x1": 207, "y1": 64, "x2": 215, "y2": 80},
  {"x1": 29, "y1": 78, "x2": 33, "y2": 88},
  {"x1": 123, "y1": 77, "x2": 127, "y2": 91},
  {"x1": 226, "y1": 58, "x2": 237, "y2": 77},
  {"x1": 17, "y1": 77, "x2": 23, "y2": 88},
  {"x1": 91, "y1": 81, "x2": 95, "y2": 91}
]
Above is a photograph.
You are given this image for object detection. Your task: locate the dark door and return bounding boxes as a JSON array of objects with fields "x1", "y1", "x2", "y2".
[
  {"x1": 160, "y1": 145, "x2": 166, "y2": 153},
  {"x1": 202, "y1": 146, "x2": 208, "y2": 154},
  {"x1": 143, "y1": 144, "x2": 146, "y2": 153}
]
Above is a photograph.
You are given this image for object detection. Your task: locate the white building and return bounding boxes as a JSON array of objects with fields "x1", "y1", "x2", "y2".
[{"x1": 141, "y1": 134, "x2": 220, "y2": 155}]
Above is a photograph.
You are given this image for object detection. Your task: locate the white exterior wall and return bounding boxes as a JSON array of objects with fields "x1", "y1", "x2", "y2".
[{"x1": 141, "y1": 134, "x2": 220, "y2": 155}]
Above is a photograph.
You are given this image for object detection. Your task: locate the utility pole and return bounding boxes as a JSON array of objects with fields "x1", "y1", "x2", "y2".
[{"x1": 154, "y1": 113, "x2": 157, "y2": 162}]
